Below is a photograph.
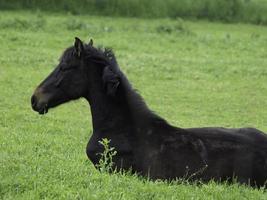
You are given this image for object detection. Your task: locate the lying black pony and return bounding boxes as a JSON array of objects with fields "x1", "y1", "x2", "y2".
[{"x1": 31, "y1": 37, "x2": 267, "y2": 187}]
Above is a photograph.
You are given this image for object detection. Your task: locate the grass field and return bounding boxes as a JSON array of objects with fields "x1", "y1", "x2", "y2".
[{"x1": 0, "y1": 11, "x2": 267, "y2": 199}]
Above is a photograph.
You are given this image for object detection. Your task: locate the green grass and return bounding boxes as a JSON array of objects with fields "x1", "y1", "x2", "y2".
[
  {"x1": 1, "y1": 0, "x2": 267, "y2": 25},
  {"x1": 0, "y1": 10, "x2": 267, "y2": 199}
]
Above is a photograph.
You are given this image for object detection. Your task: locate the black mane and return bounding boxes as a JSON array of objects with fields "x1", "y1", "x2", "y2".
[
  {"x1": 85, "y1": 45, "x2": 118, "y2": 69},
  {"x1": 61, "y1": 44, "x2": 117, "y2": 67},
  {"x1": 82, "y1": 43, "x2": 169, "y2": 127}
]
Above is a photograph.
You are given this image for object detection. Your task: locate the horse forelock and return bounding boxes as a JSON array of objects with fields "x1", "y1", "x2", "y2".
[{"x1": 59, "y1": 44, "x2": 117, "y2": 70}]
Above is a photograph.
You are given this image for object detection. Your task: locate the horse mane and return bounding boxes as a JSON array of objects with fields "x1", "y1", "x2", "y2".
[
  {"x1": 60, "y1": 44, "x2": 117, "y2": 69},
  {"x1": 84, "y1": 45, "x2": 118, "y2": 69},
  {"x1": 81, "y1": 44, "x2": 170, "y2": 127}
]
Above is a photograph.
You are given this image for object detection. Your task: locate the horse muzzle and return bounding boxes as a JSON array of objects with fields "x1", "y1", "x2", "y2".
[{"x1": 31, "y1": 89, "x2": 49, "y2": 115}]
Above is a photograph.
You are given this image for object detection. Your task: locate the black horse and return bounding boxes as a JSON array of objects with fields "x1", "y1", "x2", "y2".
[{"x1": 31, "y1": 37, "x2": 267, "y2": 187}]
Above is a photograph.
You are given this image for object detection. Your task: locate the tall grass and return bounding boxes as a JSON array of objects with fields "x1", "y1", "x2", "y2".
[{"x1": 1, "y1": 0, "x2": 267, "y2": 24}]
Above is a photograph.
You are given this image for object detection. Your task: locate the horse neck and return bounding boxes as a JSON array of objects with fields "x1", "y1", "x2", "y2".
[
  {"x1": 85, "y1": 81, "x2": 128, "y2": 134},
  {"x1": 85, "y1": 69, "x2": 158, "y2": 135}
]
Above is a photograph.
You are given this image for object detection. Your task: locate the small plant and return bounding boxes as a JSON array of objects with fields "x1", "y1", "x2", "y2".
[
  {"x1": 96, "y1": 138, "x2": 117, "y2": 173},
  {"x1": 65, "y1": 19, "x2": 88, "y2": 30},
  {"x1": 156, "y1": 18, "x2": 193, "y2": 35},
  {"x1": 0, "y1": 17, "x2": 46, "y2": 30}
]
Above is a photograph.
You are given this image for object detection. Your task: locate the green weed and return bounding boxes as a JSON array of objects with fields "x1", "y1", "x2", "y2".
[
  {"x1": 0, "y1": 17, "x2": 46, "y2": 30},
  {"x1": 156, "y1": 18, "x2": 193, "y2": 35},
  {"x1": 96, "y1": 138, "x2": 117, "y2": 173}
]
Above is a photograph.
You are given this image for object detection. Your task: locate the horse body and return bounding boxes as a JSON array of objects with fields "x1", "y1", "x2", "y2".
[{"x1": 31, "y1": 38, "x2": 267, "y2": 187}]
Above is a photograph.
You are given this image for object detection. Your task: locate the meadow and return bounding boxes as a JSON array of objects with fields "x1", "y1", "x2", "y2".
[{"x1": 0, "y1": 11, "x2": 267, "y2": 199}]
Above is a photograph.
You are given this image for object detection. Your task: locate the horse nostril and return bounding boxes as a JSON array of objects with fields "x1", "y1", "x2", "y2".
[{"x1": 31, "y1": 95, "x2": 37, "y2": 107}]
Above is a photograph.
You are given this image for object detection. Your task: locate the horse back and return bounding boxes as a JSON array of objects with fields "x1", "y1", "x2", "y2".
[{"x1": 185, "y1": 127, "x2": 267, "y2": 148}]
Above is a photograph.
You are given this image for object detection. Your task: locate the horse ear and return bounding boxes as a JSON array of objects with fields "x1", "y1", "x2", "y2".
[
  {"x1": 74, "y1": 37, "x2": 84, "y2": 57},
  {"x1": 88, "y1": 38, "x2": 93, "y2": 46},
  {"x1": 102, "y1": 66, "x2": 120, "y2": 97}
]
